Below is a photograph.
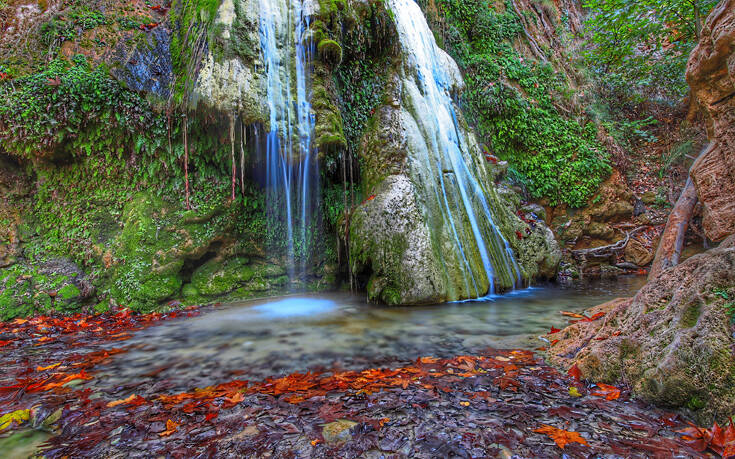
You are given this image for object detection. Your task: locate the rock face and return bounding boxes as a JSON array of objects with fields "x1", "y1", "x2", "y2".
[
  {"x1": 349, "y1": 0, "x2": 560, "y2": 304},
  {"x1": 687, "y1": 0, "x2": 735, "y2": 242},
  {"x1": 548, "y1": 235, "x2": 735, "y2": 423}
]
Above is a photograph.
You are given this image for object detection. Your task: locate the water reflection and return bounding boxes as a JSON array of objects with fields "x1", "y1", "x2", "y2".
[{"x1": 98, "y1": 276, "x2": 646, "y2": 391}]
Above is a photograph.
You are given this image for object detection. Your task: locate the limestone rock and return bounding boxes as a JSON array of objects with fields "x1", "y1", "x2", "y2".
[
  {"x1": 322, "y1": 420, "x2": 357, "y2": 445},
  {"x1": 687, "y1": 0, "x2": 735, "y2": 241},
  {"x1": 350, "y1": 175, "x2": 447, "y2": 305},
  {"x1": 548, "y1": 235, "x2": 735, "y2": 423},
  {"x1": 624, "y1": 239, "x2": 654, "y2": 266}
]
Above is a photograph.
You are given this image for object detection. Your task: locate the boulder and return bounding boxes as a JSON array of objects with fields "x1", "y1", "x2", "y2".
[
  {"x1": 686, "y1": 0, "x2": 735, "y2": 241},
  {"x1": 548, "y1": 235, "x2": 735, "y2": 423},
  {"x1": 624, "y1": 238, "x2": 654, "y2": 267}
]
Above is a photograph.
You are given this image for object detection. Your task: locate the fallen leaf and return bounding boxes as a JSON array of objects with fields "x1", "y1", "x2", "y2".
[
  {"x1": 591, "y1": 383, "x2": 621, "y2": 401},
  {"x1": 0, "y1": 409, "x2": 30, "y2": 431},
  {"x1": 549, "y1": 327, "x2": 561, "y2": 334},
  {"x1": 36, "y1": 363, "x2": 61, "y2": 371},
  {"x1": 560, "y1": 311, "x2": 585, "y2": 319},
  {"x1": 534, "y1": 424, "x2": 589, "y2": 449},
  {"x1": 107, "y1": 394, "x2": 138, "y2": 407},
  {"x1": 568, "y1": 387, "x2": 582, "y2": 397},
  {"x1": 567, "y1": 364, "x2": 581, "y2": 382},
  {"x1": 159, "y1": 419, "x2": 179, "y2": 437}
]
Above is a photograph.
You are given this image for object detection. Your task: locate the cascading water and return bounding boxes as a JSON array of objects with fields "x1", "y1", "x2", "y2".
[
  {"x1": 389, "y1": 0, "x2": 522, "y2": 297},
  {"x1": 257, "y1": 0, "x2": 318, "y2": 280}
]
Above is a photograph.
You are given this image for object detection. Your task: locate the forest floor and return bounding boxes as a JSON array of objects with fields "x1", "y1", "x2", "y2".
[{"x1": 0, "y1": 304, "x2": 719, "y2": 458}]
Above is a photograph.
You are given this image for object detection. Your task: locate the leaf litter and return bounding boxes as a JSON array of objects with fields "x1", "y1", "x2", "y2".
[{"x1": 0, "y1": 304, "x2": 716, "y2": 457}]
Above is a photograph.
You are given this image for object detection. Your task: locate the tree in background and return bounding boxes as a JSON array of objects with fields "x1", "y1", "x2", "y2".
[{"x1": 583, "y1": 0, "x2": 718, "y2": 106}]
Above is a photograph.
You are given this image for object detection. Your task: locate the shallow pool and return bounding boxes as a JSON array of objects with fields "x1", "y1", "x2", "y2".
[{"x1": 96, "y1": 276, "x2": 646, "y2": 391}]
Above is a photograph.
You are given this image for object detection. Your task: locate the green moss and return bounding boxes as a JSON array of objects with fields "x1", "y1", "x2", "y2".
[
  {"x1": 57, "y1": 284, "x2": 81, "y2": 301},
  {"x1": 681, "y1": 301, "x2": 702, "y2": 328},
  {"x1": 318, "y1": 39, "x2": 343, "y2": 66},
  {"x1": 687, "y1": 395, "x2": 707, "y2": 411},
  {"x1": 191, "y1": 257, "x2": 254, "y2": 296}
]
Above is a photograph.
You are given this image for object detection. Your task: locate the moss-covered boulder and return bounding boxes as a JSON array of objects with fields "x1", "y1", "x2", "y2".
[
  {"x1": 317, "y1": 39, "x2": 343, "y2": 66},
  {"x1": 548, "y1": 235, "x2": 735, "y2": 423},
  {"x1": 106, "y1": 192, "x2": 240, "y2": 312},
  {"x1": 0, "y1": 260, "x2": 92, "y2": 320},
  {"x1": 191, "y1": 257, "x2": 254, "y2": 296}
]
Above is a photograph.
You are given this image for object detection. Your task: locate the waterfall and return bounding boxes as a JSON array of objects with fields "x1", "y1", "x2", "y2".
[
  {"x1": 257, "y1": 0, "x2": 317, "y2": 280},
  {"x1": 389, "y1": 0, "x2": 522, "y2": 296}
]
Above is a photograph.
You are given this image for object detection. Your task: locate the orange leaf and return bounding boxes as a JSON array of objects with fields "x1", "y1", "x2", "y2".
[
  {"x1": 560, "y1": 311, "x2": 585, "y2": 319},
  {"x1": 534, "y1": 424, "x2": 589, "y2": 449},
  {"x1": 107, "y1": 394, "x2": 138, "y2": 408},
  {"x1": 591, "y1": 383, "x2": 621, "y2": 401},
  {"x1": 36, "y1": 363, "x2": 61, "y2": 371},
  {"x1": 159, "y1": 419, "x2": 179, "y2": 437}
]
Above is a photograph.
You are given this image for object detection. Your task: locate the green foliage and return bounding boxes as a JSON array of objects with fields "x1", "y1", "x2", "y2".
[
  {"x1": 433, "y1": 0, "x2": 610, "y2": 206},
  {"x1": 0, "y1": 55, "x2": 162, "y2": 159},
  {"x1": 0, "y1": 264, "x2": 82, "y2": 320},
  {"x1": 116, "y1": 15, "x2": 155, "y2": 30},
  {"x1": 713, "y1": 287, "x2": 735, "y2": 323},
  {"x1": 334, "y1": 56, "x2": 390, "y2": 155},
  {"x1": 40, "y1": 6, "x2": 112, "y2": 48},
  {"x1": 583, "y1": 0, "x2": 718, "y2": 103}
]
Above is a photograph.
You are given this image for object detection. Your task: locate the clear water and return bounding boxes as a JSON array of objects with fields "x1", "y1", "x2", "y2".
[
  {"x1": 99, "y1": 276, "x2": 646, "y2": 391},
  {"x1": 390, "y1": 0, "x2": 521, "y2": 295},
  {"x1": 257, "y1": 0, "x2": 317, "y2": 278}
]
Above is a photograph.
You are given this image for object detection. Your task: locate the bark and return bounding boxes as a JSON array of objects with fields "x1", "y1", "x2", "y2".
[{"x1": 648, "y1": 178, "x2": 698, "y2": 279}]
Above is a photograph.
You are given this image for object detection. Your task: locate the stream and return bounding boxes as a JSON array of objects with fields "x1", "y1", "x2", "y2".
[{"x1": 96, "y1": 276, "x2": 647, "y2": 392}]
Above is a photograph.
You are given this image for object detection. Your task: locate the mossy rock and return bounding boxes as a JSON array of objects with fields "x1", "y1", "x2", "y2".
[
  {"x1": 191, "y1": 257, "x2": 254, "y2": 296},
  {"x1": 181, "y1": 283, "x2": 200, "y2": 298},
  {"x1": 108, "y1": 192, "x2": 240, "y2": 311},
  {"x1": 318, "y1": 39, "x2": 342, "y2": 66},
  {"x1": 0, "y1": 263, "x2": 88, "y2": 319}
]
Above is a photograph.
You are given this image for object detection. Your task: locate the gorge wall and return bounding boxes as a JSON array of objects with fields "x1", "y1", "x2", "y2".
[
  {"x1": 0, "y1": 0, "x2": 620, "y2": 317},
  {"x1": 548, "y1": 0, "x2": 735, "y2": 424}
]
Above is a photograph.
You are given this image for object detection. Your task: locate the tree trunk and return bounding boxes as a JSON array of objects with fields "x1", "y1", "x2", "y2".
[{"x1": 649, "y1": 178, "x2": 698, "y2": 279}]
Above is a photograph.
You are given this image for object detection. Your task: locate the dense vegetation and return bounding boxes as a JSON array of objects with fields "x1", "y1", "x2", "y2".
[
  {"x1": 584, "y1": 0, "x2": 717, "y2": 105},
  {"x1": 419, "y1": 0, "x2": 611, "y2": 207}
]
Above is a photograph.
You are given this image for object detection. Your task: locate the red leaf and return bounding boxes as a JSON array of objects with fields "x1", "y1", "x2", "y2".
[
  {"x1": 549, "y1": 326, "x2": 561, "y2": 334},
  {"x1": 567, "y1": 364, "x2": 581, "y2": 382}
]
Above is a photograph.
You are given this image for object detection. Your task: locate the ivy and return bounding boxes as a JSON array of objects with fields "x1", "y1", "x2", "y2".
[
  {"x1": 427, "y1": 0, "x2": 611, "y2": 207},
  {"x1": 0, "y1": 56, "x2": 160, "y2": 159}
]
